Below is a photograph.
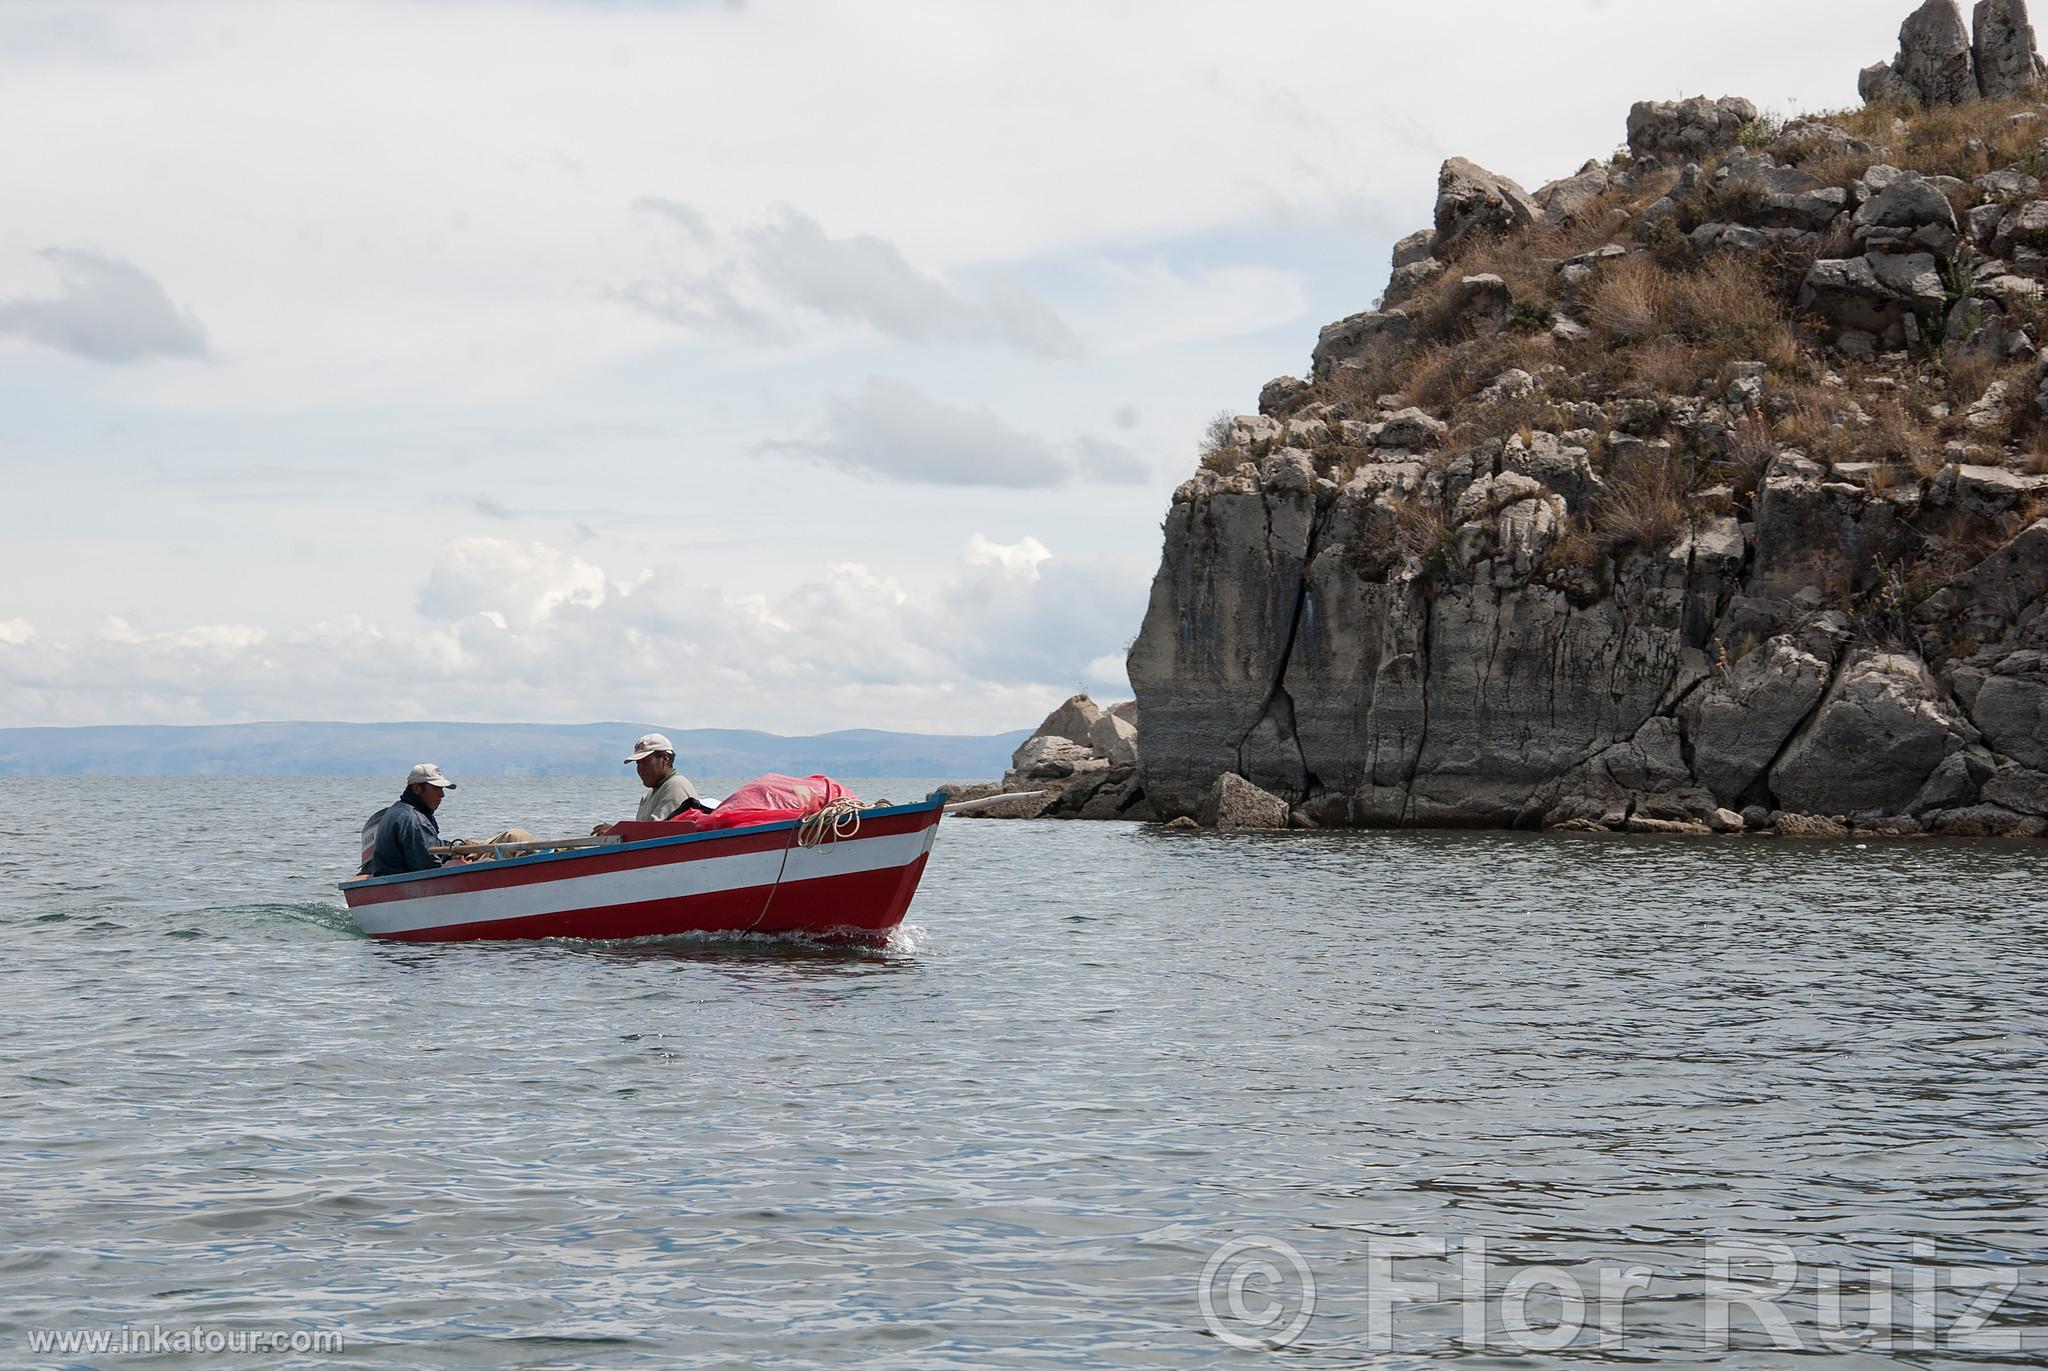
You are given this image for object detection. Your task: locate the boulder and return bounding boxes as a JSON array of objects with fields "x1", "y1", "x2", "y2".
[
  {"x1": 1311, "y1": 309, "x2": 1411, "y2": 381},
  {"x1": 1771, "y1": 120, "x2": 1884, "y2": 165},
  {"x1": 1910, "y1": 750, "x2": 1988, "y2": 811},
  {"x1": 1974, "y1": 167, "x2": 2042, "y2": 200},
  {"x1": 1535, "y1": 160, "x2": 1614, "y2": 223},
  {"x1": 1800, "y1": 254, "x2": 1945, "y2": 343},
  {"x1": 1625, "y1": 814, "x2": 1715, "y2": 835},
  {"x1": 962, "y1": 791, "x2": 1056, "y2": 820},
  {"x1": 1853, "y1": 173, "x2": 1960, "y2": 257},
  {"x1": 1682, "y1": 635, "x2": 1836, "y2": 805},
  {"x1": 1981, "y1": 763, "x2": 2048, "y2": 814},
  {"x1": 1770, "y1": 650, "x2": 1976, "y2": 816},
  {"x1": 1933, "y1": 462, "x2": 2048, "y2": 517},
  {"x1": 1961, "y1": 652, "x2": 2048, "y2": 771},
  {"x1": 1626, "y1": 96, "x2": 1759, "y2": 163},
  {"x1": 1373, "y1": 407, "x2": 1450, "y2": 451},
  {"x1": 1886, "y1": 0, "x2": 1982, "y2": 106},
  {"x1": 1861, "y1": 60, "x2": 1919, "y2": 104},
  {"x1": 1773, "y1": 812, "x2": 1851, "y2": 836},
  {"x1": 1007, "y1": 734, "x2": 1104, "y2": 782},
  {"x1": 1088, "y1": 711, "x2": 1139, "y2": 767},
  {"x1": 1927, "y1": 803, "x2": 2048, "y2": 835},
  {"x1": 1712, "y1": 150, "x2": 1850, "y2": 231},
  {"x1": 1383, "y1": 256, "x2": 1446, "y2": 307},
  {"x1": 1258, "y1": 376, "x2": 1310, "y2": 416},
  {"x1": 1391, "y1": 228, "x2": 1436, "y2": 270},
  {"x1": 1444, "y1": 273, "x2": 1513, "y2": 331},
  {"x1": 1198, "y1": 772, "x2": 1289, "y2": 830},
  {"x1": 1023, "y1": 694, "x2": 1105, "y2": 751},
  {"x1": 1433, "y1": 157, "x2": 1538, "y2": 257},
  {"x1": 1974, "y1": 0, "x2": 2047, "y2": 99}
]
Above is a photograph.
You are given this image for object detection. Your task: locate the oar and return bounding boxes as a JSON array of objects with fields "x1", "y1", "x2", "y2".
[
  {"x1": 942, "y1": 791, "x2": 1046, "y2": 815},
  {"x1": 429, "y1": 834, "x2": 624, "y2": 858}
]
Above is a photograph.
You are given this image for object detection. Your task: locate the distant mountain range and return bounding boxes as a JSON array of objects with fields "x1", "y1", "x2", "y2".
[{"x1": 0, "y1": 721, "x2": 1031, "y2": 780}]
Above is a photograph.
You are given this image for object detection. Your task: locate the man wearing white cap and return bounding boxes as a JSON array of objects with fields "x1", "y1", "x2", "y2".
[
  {"x1": 363, "y1": 763, "x2": 459, "y2": 876},
  {"x1": 594, "y1": 734, "x2": 703, "y2": 833}
]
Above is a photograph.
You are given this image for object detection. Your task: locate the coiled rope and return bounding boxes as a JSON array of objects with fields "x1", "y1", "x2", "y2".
[{"x1": 796, "y1": 797, "x2": 864, "y2": 848}]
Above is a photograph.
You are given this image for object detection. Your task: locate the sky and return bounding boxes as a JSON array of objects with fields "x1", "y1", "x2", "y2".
[{"x1": 0, "y1": 0, "x2": 1912, "y2": 733}]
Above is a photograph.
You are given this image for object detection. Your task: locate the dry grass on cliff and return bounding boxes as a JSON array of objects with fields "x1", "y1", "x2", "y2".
[
  {"x1": 1828, "y1": 92, "x2": 2048, "y2": 183},
  {"x1": 1388, "y1": 489, "x2": 1452, "y2": 565},
  {"x1": 1592, "y1": 451, "x2": 1694, "y2": 554},
  {"x1": 1585, "y1": 254, "x2": 1799, "y2": 368}
]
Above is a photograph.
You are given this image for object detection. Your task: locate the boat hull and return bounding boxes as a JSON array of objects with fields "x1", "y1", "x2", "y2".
[{"x1": 339, "y1": 796, "x2": 943, "y2": 943}]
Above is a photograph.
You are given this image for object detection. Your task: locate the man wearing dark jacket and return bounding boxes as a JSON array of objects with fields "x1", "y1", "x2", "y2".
[{"x1": 363, "y1": 763, "x2": 459, "y2": 876}]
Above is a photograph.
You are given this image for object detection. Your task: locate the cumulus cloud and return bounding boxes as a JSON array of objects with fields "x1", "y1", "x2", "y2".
[
  {"x1": 417, "y1": 538, "x2": 608, "y2": 631},
  {"x1": 0, "y1": 535, "x2": 1149, "y2": 732},
  {"x1": 762, "y1": 377, "x2": 1150, "y2": 489},
  {"x1": 0, "y1": 248, "x2": 207, "y2": 362},
  {"x1": 627, "y1": 201, "x2": 1077, "y2": 356}
]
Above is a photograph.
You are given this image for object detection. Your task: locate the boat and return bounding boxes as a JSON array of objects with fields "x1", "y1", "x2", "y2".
[{"x1": 338, "y1": 792, "x2": 948, "y2": 943}]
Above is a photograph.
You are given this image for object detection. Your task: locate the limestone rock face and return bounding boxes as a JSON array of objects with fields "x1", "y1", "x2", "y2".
[
  {"x1": 1433, "y1": 157, "x2": 1538, "y2": 258},
  {"x1": 1974, "y1": 0, "x2": 2047, "y2": 98},
  {"x1": 1198, "y1": 772, "x2": 1289, "y2": 829},
  {"x1": 1117, "y1": 9, "x2": 2048, "y2": 838},
  {"x1": 1897, "y1": 0, "x2": 1981, "y2": 105},
  {"x1": 1682, "y1": 636, "x2": 1836, "y2": 806},
  {"x1": 1625, "y1": 96, "x2": 1759, "y2": 162},
  {"x1": 1771, "y1": 651, "x2": 1977, "y2": 816}
]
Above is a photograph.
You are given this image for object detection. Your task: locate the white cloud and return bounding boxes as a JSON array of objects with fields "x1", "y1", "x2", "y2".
[
  {"x1": 763, "y1": 376, "x2": 1072, "y2": 488},
  {"x1": 0, "y1": 248, "x2": 207, "y2": 362},
  {"x1": 763, "y1": 377, "x2": 1152, "y2": 489},
  {"x1": 0, "y1": 619, "x2": 35, "y2": 645},
  {"x1": 628, "y1": 201, "x2": 1078, "y2": 357},
  {"x1": 964, "y1": 533, "x2": 1052, "y2": 579},
  {"x1": 0, "y1": 535, "x2": 1149, "y2": 732},
  {"x1": 417, "y1": 538, "x2": 608, "y2": 631}
]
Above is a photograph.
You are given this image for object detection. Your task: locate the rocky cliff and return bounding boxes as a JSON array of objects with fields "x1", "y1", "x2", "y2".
[{"x1": 1127, "y1": 0, "x2": 2048, "y2": 837}]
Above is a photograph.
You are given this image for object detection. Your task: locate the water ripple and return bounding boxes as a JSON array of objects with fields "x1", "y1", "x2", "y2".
[{"x1": 1, "y1": 778, "x2": 2044, "y2": 1365}]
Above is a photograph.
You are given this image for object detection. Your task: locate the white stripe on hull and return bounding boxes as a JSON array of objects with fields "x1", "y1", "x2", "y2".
[{"x1": 351, "y1": 828, "x2": 932, "y2": 937}]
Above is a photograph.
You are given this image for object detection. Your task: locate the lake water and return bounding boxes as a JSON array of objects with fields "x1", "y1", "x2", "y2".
[{"x1": 3, "y1": 776, "x2": 2045, "y2": 1368}]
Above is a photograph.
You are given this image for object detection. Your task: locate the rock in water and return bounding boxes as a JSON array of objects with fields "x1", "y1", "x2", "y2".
[
  {"x1": 1770, "y1": 652, "x2": 1977, "y2": 817},
  {"x1": 1974, "y1": 0, "x2": 2047, "y2": 97},
  {"x1": 1121, "y1": 6, "x2": 2048, "y2": 838},
  {"x1": 1024, "y1": 694, "x2": 1105, "y2": 750},
  {"x1": 1089, "y1": 712, "x2": 1139, "y2": 767},
  {"x1": 1197, "y1": 773, "x2": 1289, "y2": 830}
]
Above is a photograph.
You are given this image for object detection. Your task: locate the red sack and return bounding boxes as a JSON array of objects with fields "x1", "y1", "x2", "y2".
[
  {"x1": 611, "y1": 775, "x2": 859, "y2": 842},
  {"x1": 690, "y1": 774, "x2": 855, "y2": 831}
]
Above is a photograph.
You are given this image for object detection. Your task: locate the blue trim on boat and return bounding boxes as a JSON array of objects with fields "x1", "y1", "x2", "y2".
[{"x1": 339, "y1": 790, "x2": 947, "y2": 891}]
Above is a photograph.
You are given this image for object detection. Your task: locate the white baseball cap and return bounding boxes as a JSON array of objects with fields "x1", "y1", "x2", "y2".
[
  {"x1": 406, "y1": 762, "x2": 457, "y2": 789},
  {"x1": 624, "y1": 732, "x2": 675, "y2": 762}
]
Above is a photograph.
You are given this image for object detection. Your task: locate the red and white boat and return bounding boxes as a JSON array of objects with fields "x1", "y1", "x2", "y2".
[{"x1": 339, "y1": 793, "x2": 946, "y2": 943}]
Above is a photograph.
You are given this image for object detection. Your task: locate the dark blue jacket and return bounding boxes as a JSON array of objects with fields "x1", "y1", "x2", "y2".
[{"x1": 365, "y1": 790, "x2": 445, "y2": 877}]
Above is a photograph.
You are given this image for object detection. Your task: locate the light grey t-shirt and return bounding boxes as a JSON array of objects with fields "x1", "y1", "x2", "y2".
[{"x1": 636, "y1": 770, "x2": 702, "y2": 822}]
